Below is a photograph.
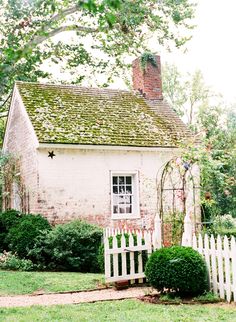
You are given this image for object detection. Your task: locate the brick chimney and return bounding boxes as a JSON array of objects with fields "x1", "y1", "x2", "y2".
[{"x1": 132, "y1": 55, "x2": 163, "y2": 100}]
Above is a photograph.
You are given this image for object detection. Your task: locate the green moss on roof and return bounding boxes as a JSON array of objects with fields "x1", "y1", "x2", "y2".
[{"x1": 16, "y1": 81, "x2": 189, "y2": 147}]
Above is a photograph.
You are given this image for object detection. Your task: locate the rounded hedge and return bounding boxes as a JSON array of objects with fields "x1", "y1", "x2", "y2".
[
  {"x1": 145, "y1": 246, "x2": 209, "y2": 296},
  {"x1": 7, "y1": 214, "x2": 51, "y2": 258}
]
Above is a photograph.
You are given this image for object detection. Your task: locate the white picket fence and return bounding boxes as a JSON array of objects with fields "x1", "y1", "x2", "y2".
[
  {"x1": 104, "y1": 228, "x2": 152, "y2": 283},
  {"x1": 104, "y1": 215, "x2": 162, "y2": 283},
  {"x1": 192, "y1": 234, "x2": 236, "y2": 302},
  {"x1": 104, "y1": 213, "x2": 236, "y2": 303}
]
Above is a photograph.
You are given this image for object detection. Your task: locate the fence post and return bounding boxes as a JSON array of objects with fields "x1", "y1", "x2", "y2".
[
  {"x1": 181, "y1": 213, "x2": 193, "y2": 247},
  {"x1": 154, "y1": 212, "x2": 162, "y2": 250}
]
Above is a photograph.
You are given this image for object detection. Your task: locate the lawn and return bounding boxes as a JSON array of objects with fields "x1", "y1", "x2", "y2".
[
  {"x1": 0, "y1": 300, "x2": 236, "y2": 322},
  {"x1": 0, "y1": 270, "x2": 105, "y2": 295}
]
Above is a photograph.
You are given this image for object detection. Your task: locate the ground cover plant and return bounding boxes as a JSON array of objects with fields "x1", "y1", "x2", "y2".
[
  {"x1": 0, "y1": 300, "x2": 236, "y2": 322},
  {"x1": 145, "y1": 246, "x2": 209, "y2": 296},
  {"x1": 0, "y1": 270, "x2": 104, "y2": 295}
]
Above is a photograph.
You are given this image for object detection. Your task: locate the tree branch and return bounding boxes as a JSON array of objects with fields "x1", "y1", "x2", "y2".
[
  {"x1": 50, "y1": 5, "x2": 79, "y2": 24},
  {"x1": 28, "y1": 24, "x2": 98, "y2": 47}
]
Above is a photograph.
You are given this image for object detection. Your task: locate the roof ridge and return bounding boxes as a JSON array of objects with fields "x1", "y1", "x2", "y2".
[{"x1": 15, "y1": 81, "x2": 131, "y2": 94}]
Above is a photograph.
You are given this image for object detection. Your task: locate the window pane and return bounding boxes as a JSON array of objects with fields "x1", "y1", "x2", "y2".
[
  {"x1": 119, "y1": 196, "x2": 125, "y2": 204},
  {"x1": 119, "y1": 205, "x2": 125, "y2": 213},
  {"x1": 113, "y1": 195, "x2": 119, "y2": 204},
  {"x1": 126, "y1": 185, "x2": 132, "y2": 194},
  {"x1": 123, "y1": 195, "x2": 132, "y2": 204},
  {"x1": 113, "y1": 185, "x2": 118, "y2": 194},
  {"x1": 113, "y1": 176, "x2": 118, "y2": 185},
  {"x1": 125, "y1": 205, "x2": 132, "y2": 213},
  {"x1": 119, "y1": 185, "x2": 125, "y2": 194},
  {"x1": 113, "y1": 205, "x2": 118, "y2": 214},
  {"x1": 119, "y1": 176, "x2": 125, "y2": 184},
  {"x1": 125, "y1": 176, "x2": 132, "y2": 184}
]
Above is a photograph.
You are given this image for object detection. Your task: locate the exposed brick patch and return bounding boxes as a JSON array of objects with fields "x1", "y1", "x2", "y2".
[{"x1": 132, "y1": 55, "x2": 163, "y2": 100}]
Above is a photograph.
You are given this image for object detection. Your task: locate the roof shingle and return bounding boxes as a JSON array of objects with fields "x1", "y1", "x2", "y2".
[{"x1": 16, "y1": 81, "x2": 191, "y2": 147}]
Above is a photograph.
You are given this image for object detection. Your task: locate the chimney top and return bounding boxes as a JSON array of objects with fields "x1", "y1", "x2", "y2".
[{"x1": 132, "y1": 54, "x2": 163, "y2": 100}]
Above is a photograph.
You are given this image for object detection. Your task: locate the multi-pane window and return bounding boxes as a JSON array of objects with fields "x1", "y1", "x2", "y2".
[{"x1": 112, "y1": 175, "x2": 134, "y2": 215}]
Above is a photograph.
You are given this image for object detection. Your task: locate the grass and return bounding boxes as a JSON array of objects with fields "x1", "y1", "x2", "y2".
[
  {"x1": 193, "y1": 291, "x2": 220, "y2": 303},
  {"x1": 0, "y1": 270, "x2": 105, "y2": 295},
  {"x1": 0, "y1": 300, "x2": 236, "y2": 322}
]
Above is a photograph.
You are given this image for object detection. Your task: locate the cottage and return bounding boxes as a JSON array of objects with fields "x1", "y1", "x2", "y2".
[{"x1": 3, "y1": 55, "x2": 194, "y2": 229}]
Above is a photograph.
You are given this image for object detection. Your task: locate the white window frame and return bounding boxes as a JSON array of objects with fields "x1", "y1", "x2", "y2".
[{"x1": 110, "y1": 170, "x2": 140, "y2": 220}]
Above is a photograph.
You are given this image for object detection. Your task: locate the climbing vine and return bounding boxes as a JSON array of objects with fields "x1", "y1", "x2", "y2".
[
  {"x1": 140, "y1": 52, "x2": 158, "y2": 71},
  {"x1": 0, "y1": 152, "x2": 26, "y2": 212}
]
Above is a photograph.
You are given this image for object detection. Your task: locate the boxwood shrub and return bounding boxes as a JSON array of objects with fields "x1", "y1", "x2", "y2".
[
  {"x1": 0, "y1": 210, "x2": 23, "y2": 252},
  {"x1": 7, "y1": 213, "x2": 51, "y2": 258},
  {"x1": 29, "y1": 220, "x2": 103, "y2": 272},
  {"x1": 145, "y1": 246, "x2": 209, "y2": 296}
]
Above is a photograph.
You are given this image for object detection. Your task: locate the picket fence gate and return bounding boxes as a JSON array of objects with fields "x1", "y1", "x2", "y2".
[{"x1": 104, "y1": 215, "x2": 162, "y2": 283}]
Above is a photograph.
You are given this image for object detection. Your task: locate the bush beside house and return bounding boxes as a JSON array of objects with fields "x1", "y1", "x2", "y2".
[
  {"x1": 29, "y1": 220, "x2": 103, "y2": 272},
  {"x1": 0, "y1": 210, "x2": 103, "y2": 272}
]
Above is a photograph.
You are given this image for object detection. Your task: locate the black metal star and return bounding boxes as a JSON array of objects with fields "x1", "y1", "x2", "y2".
[{"x1": 48, "y1": 151, "x2": 56, "y2": 159}]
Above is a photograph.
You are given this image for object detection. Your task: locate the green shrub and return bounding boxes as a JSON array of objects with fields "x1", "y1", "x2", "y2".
[
  {"x1": 206, "y1": 214, "x2": 236, "y2": 238},
  {"x1": 98, "y1": 233, "x2": 148, "y2": 274},
  {"x1": 0, "y1": 210, "x2": 23, "y2": 252},
  {"x1": 0, "y1": 251, "x2": 35, "y2": 271},
  {"x1": 7, "y1": 214, "x2": 51, "y2": 258},
  {"x1": 29, "y1": 220, "x2": 103, "y2": 272},
  {"x1": 145, "y1": 246, "x2": 209, "y2": 296}
]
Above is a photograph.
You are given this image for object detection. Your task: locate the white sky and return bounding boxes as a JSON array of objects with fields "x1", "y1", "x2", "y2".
[
  {"x1": 48, "y1": 0, "x2": 236, "y2": 103},
  {"x1": 160, "y1": 0, "x2": 236, "y2": 103}
]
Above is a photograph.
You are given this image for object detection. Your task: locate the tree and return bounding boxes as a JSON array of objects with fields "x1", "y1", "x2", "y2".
[
  {"x1": 162, "y1": 64, "x2": 210, "y2": 128},
  {"x1": 162, "y1": 64, "x2": 236, "y2": 219},
  {"x1": 0, "y1": 0, "x2": 196, "y2": 114}
]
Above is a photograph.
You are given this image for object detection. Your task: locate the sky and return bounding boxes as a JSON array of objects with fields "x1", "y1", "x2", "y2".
[{"x1": 160, "y1": 0, "x2": 236, "y2": 103}]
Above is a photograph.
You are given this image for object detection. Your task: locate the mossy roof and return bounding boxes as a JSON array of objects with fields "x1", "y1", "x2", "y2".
[{"x1": 16, "y1": 81, "x2": 191, "y2": 147}]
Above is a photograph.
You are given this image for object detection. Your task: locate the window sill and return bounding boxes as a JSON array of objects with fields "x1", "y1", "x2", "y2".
[{"x1": 112, "y1": 214, "x2": 140, "y2": 220}]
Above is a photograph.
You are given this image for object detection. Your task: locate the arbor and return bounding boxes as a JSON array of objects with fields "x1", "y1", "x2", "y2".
[
  {"x1": 0, "y1": 0, "x2": 196, "y2": 114},
  {"x1": 162, "y1": 64, "x2": 236, "y2": 219}
]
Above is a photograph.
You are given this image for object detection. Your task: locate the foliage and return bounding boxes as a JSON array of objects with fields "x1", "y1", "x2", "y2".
[
  {"x1": 193, "y1": 291, "x2": 220, "y2": 303},
  {"x1": 205, "y1": 214, "x2": 236, "y2": 237},
  {"x1": 0, "y1": 209, "x2": 23, "y2": 252},
  {"x1": 0, "y1": 1, "x2": 196, "y2": 116},
  {"x1": 0, "y1": 152, "x2": 22, "y2": 211},
  {"x1": 7, "y1": 214, "x2": 51, "y2": 258},
  {"x1": 159, "y1": 293, "x2": 181, "y2": 303},
  {"x1": 140, "y1": 52, "x2": 157, "y2": 71},
  {"x1": 163, "y1": 212, "x2": 184, "y2": 246},
  {"x1": 145, "y1": 246, "x2": 209, "y2": 296},
  {"x1": 162, "y1": 64, "x2": 236, "y2": 220},
  {"x1": 213, "y1": 214, "x2": 236, "y2": 230},
  {"x1": 98, "y1": 233, "x2": 148, "y2": 273},
  {"x1": 29, "y1": 220, "x2": 103, "y2": 272},
  {"x1": 0, "y1": 271, "x2": 104, "y2": 295},
  {"x1": 0, "y1": 251, "x2": 34, "y2": 271}
]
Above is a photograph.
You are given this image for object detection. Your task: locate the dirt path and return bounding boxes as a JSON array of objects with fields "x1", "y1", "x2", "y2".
[{"x1": 0, "y1": 287, "x2": 155, "y2": 308}]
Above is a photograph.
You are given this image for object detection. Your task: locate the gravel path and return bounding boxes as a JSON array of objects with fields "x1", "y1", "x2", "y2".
[{"x1": 0, "y1": 287, "x2": 155, "y2": 308}]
